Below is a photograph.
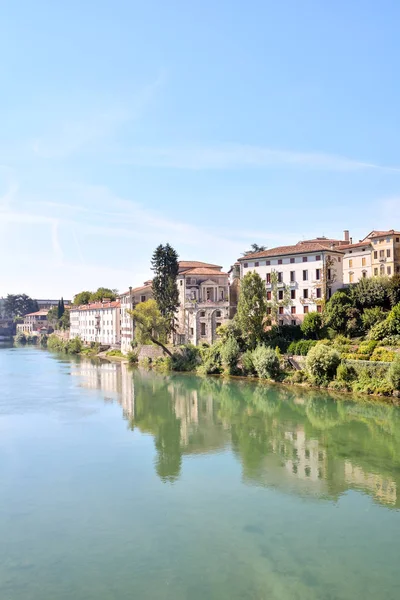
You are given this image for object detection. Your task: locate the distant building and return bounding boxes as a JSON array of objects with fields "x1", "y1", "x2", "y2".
[
  {"x1": 119, "y1": 282, "x2": 153, "y2": 355},
  {"x1": 342, "y1": 229, "x2": 400, "y2": 284},
  {"x1": 69, "y1": 300, "x2": 120, "y2": 346},
  {"x1": 36, "y1": 299, "x2": 71, "y2": 310},
  {"x1": 16, "y1": 310, "x2": 50, "y2": 334}
]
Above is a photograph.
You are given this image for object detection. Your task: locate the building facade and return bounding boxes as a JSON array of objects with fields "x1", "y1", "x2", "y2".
[
  {"x1": 237, "y1": 238, "x2": 346, "y2": 325},
  {"x1": 69, "y1": 300, "x2": 121, "y2": 346},
  {"x1": 342, "y1": 230, "x2": 400, "y2": 284},
  {"x1": 36, "y1": 299, "x2": 71, "y2": 310},
  {"x1": 16, "y1": 310, "x2": 50, "y2": 334},
  {"x1": 341, "y1": 241, "x2": 372, "y2": 284},
  {"x1": 119, "y1": 282, "x2": 153, "y2": 354}
]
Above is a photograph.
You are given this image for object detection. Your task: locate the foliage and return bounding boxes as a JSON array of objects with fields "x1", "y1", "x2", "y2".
[
  {"x1": 387, "y1": 303, "x2": 400, "y2": 335},
  {"x1": 172, "y1": 344, "x2": 200, "y2": 372},
  {"x1": 139, "y1": 356, "x2": 152, "y2": 368},
  {"x1": 252, "y1": 345, "x2": 281, "y2": 380},
  {"x1": 151, "y1": 243, "x2": 179, "y2": 335},
  {"x1": 287, "y1": 339, "x2": 318, "y2": 356},
  {"x1": 381, "y1": 335, "x2": 400, "y2": 347},
  {"x1": 73, "y1": 291, "x2": 91, "y2": 305},
  {"x1": 357, "y1": 340, "x2": 378, "y2": 357},
  {"x1": 58, "y1": 298, "x2": 65, "y2": 318},
  {"x1": 241, "y1": 349, "x2": 255, "y2": 375},
  {"x1": 263, "y1": 324, "x2": 302, "y2": 353},
  {"x1": 345, "y1": 307, "x2": 363, "y2": 337},
  {"x1": 216, "y1": 320, "x2": 246, "y2": 351},
  {"x1": 153, "y1": 356, "x2": 173, "y2": 373},
  {"x1": 39, "y1": 334, "x2": 48, "y2": 347},
  {"x1": 73, "y1": 289, "x2": 116, "y2": 305},
  {"x1": 266, "y1": 270, "x2": 292, "y2": 326},
  {"x1": 388, "y1": 356, "x2": 400, "y2": 391},
  {"x1": 351, "y1": 370, "x2": 393, "y2": 396},
  {"x1": 386, "y1": 275, "x2": 400, "y2": 308},
  {"x1": 367, "y1": 319, "x2": 391, "y2": 341},
  {"x1": 361, "y1": 307, "x2": 386, "y2": 332},
  {"x1": 106, "y1": 349, "x2": 124, "y2": 357},
  {"x1": 197, "y1": 342, "x2": 223, "y2": 375},
  {"x1": 47, "y1": 334, "x2": 66, "y2": 352},
  {"x1": 300, "y1": 312, "x2": 324, "y2": 339},
  {"x1": 65, "y1": 336, "x2": 83, "y2": 354},
  {"x1": 287, "y1": 369, "x2": 308, "y2": 384},
  {"x1": 350, "y1": 276, "x2": 388, "y2": 309},
  {"x1": 306, "y1": 344, "x2": 340, "y2": 385},
  {"x1": 128, "y1": 299, "x2": 172, "y2": 357},
  {"x1": 14, "y1": 331, "x2": 27, "y2": 344},
  {"x1": 127, "y1": 350, "x2": 139, "y2": 365},
  {"x1": 59, "y1": 310, "x2": 70, "y2": 330},
  {"x1": 242, "y1": 243, "x2": 267, "y2": 255},
  {"x1": 370, "y1": 347, "x2": 395, "y2": 362},
  {"x1": 235, "y1": 271, "x2": 267, "y2": 348},
  {"x1": 336, "y1": 362, "x2": 356, "y2": 383},
  {"x1": 220, "y1": 336, "x2": 240, "y2": 375},
  {"x1": 4, "y1": 294, "x2": 38, "y2": 318},
  {"x1": 324, "y1": 291, "x2": 353, "y2": 334}
]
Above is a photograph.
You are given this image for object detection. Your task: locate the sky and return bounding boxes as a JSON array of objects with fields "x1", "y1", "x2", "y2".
[{"x1": 1, "y1": 0, "x2": 400, "y2": 299}]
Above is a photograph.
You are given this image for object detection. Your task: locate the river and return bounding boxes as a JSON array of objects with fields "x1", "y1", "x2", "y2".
[{"x1": 1, "y1": 346, "x2": 400, "y2": 599}]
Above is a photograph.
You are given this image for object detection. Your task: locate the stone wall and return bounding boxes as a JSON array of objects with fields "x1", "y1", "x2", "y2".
[{"x1": 137, "y1": 345, "x2": 165, "y2": 361}]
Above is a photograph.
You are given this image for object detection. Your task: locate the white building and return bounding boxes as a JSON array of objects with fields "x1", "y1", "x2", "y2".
[
  {"x1": 69, "y1": 300, "x2": 121, "y2": 346},
  {"x1": 237, "y1": 238, "x2": 346, "y2": 325},
  {"x1": 119, "y1": 282, "x2": 153, "y2": 355}
]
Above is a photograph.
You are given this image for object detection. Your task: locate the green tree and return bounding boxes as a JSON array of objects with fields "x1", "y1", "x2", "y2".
[
  {"x1": 58, "y1": 297, "x2": 65, "y2": 318},
  {"x1": 235, "y1": 271, "x2": 267, "y2": 348},
  {"x1": 220, "y1": 336, "x2": 240, "y2": 375},
  {"x1": 350, "y1": 276, "x2": 388, "y2": 309},
  {"x1": 266, "y1": 270, "x2": 291, "y2": 326},
  {"x1": 151, "y1": 243, "x2": 180, "y2": 335},
  {"x1": 128, "y1": 299, "x2": 172, "y2": 357},
  {"x1": 324, "y1": 291, "x2": 352, "y2": 334},
  {"x1": 89, "y1": 288, "x2": 117, "y2": 302},
  {"x1": 386, "y1": 275, "x2": 400, "y2": 308},
  {"x1": 361, "y1": 306, "x2": 386, "y2": 332},
  {"x1": 252, "y1": 345, "x2": 280, "y2": 380},
  {"x1": 4, "y1": 294, "x2": 38, "y2": 318},
  {"x1": 243, "y1": 243, "x2": 267, "y2": 256},
  {"x1": 73, "y1": 291, "x2": 91, "y2": 305},
  {"x1": 306, "y1": 344, "x2": 340, "y2": 385},
  {"x1": 47, "y1": 306, "x2": 59, "y2": 328},
  {"x1": 301, "y1": 312, "x2": 323, "y2": 339},
  {"x1": 60, "y1": 310, "x2": 70, "y2": 330}
]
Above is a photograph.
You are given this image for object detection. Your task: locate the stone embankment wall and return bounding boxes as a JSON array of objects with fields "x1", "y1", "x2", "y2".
[{"x1": 137, "y1": 345, "x2": 165, "y2": 361}]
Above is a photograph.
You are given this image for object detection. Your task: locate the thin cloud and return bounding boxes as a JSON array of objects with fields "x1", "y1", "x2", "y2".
[{"x1": 116, "y1": 144, "x2": 400, "y2": 172}]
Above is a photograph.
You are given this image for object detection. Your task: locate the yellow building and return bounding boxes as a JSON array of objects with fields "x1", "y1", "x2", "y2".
[{"x1": 365, "y1": 230, "x2": 400, "y2": 278}]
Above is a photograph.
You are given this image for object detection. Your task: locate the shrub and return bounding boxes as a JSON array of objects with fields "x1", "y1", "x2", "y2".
[
  {"x1": 341, "y1": 353, "x2": 371, "y2": 361},
  {"x1": 370, "y1": 347, "x2": 395, "y2": 362},
  {"x1": 66, "y1": 337, "x2": 83, "y2": 354},
  {"x1": 127, "y1": 350, "x2": 139, "y2": 365},
  {"x1": 106, "y1": 349, "x2": 124, "y2": 357},
  {"x1": 287, "y1": 339, "x2": 318, "y2": 356},
  {"x1": 47, "y1": 334, "x2": 66, "y2": 352},
  {"x1": 381, "y1": 335, "x2": 400, "y2": 347},
  {"x1": 288, "y1": 369, "x2": 308, "y2": 384},
  {"x1": 301, "y1": 312, "x2": 324, "y2": 339},
  {"x1": 387, "y1": 303, "x2": 400, "y2": 335},
  {"x1": 252, "y1": 345, "x2": 281, "y2": 380},
  {"x1": 153, "y1": 356, "x2": 172, "y2": 373},
  {"x1": 14, "y1": 331, "x2": 27, "y2": 345},
  {"x1": 306, "y1": 344, "x2": 340, "y2": 385},
  {"x1": 172, "y1": 344, "x2": 200, "y2": 372},
  {"x1": 352, "y1": 371, "x2": 393, "y2": 396},
  {"x1": 139, "y1": 356, "x2": 152, "y2": 368},
  {"x1": 241, "y1": 349, "x2": 255, "y2": 376},
  {"x1": 336, "y1": 362, "x2": 356, "y2": 383},
  {"x1": 388, "y1": 356, "x2": 400, "y2": 391},
  {"x1": 367, "y1": 319, "x2": 391, "y2": 341},
  {"x1": 220, "y1": 336, "x2": 240, "y2": 375},
  {"x1": 357, "y1": 340, "x2": 378, "y2": 357},
  {"x1": 39, "y1": 334, "x2": 48, "y2": 348},
  {"x1": 197, "y1": 342, "x2": 223, "y2": 375},
  {"x1": 361, "y1": 307, "x2": 386, "y2": 332}
]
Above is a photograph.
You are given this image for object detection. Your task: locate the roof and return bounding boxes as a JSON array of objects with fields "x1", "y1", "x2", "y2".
[
  {"x1": 363, "y1": 230, "x2": 400, "y2": 240},
  {"x1": 24, "y1": 310, "x2": 49, "y2": 317},
  {"x1": 178, "y1": 261, "x2": 222, "y2": 271},
  {"x1": 70, "y1": 301, "x2": 120, "y2": 311},
  {"x1": 119, "y1": 283, "x2": 152, "y2": 297},
  {"x1": 184, "y1": 267, "x2": 229, "y2": 276},
  {"x1": 340, "y1": 241, "x2": 372, "y2": 250},
  {"x1": 238, "y1": 241, "x2": 345, "y2": 261}
]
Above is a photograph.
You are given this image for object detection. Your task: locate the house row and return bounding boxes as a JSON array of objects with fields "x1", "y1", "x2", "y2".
[{"x1": 68, "y1": 229, "x2": 400, "y2": 351}]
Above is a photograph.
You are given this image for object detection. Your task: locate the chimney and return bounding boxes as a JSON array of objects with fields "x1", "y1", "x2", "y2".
[
  {"x1": 344, "y1": 229, "x2": 350, "y2": 242},
  {"x1": 350, "y1": 237, "x2": 353, "y2": 244}
]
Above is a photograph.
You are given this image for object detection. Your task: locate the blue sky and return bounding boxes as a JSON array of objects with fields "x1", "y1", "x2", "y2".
[{"x1": 1, "y1": 0, "x2": 400, "y2": 299}]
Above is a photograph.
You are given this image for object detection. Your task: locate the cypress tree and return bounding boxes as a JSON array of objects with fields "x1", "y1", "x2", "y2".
[{"x1": 151, "y1": 243, "x2": 180, "y2": 334}]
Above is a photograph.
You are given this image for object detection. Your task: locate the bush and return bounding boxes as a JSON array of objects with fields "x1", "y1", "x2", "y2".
[
  {"x1": 387, "y1": 303, "x2": 400, "y2": 335},
  {"x1": 361, "y1": 307, "x2": 386, "y2": 332},
  {"x1": 14, "y1": 331, "x2": 27, "y2": 345},
  {"x1": 288, "y1": 369, "x2": 308, "y2": 384},
  {"x1": 241, "y1": 349, "x2": 255, "y2": 376},
  {"x1": 388, "y1": 356, "x2": 400, "y2": 391},
  {"x1": 336, "y1": 362, "x2": 356, "y2": 383},
  {"x1": 300, "y1": 312, "x2": 324, "y2": 339},
  {"x1": 139, "y1": 356, "x2": 152, "y2": 368},
  {"x1": 197, "y1": 342, "x2": 223, "y2": 375},
  {"x1": 352, "y1": 370, "x2": 393, "y2": 396},
  {"x1": 358, "y1": 340, "x2": 378, "y2": 357},
  {"x1": 370, "y1": 347, "x2": 395, "y2": 362},
  {"x1": 153, "y1": 356, "x2": 172, "y2": 373},
  {"x1": 306, "y1": 344, "x2": 340, "y2": 385},
  {"x1": 47, "y1": 334, "x2": 66, "y2": 352},
  {"x1": 127, "y1": 350, "x2": 139, "y2": 365},
  {"x1": 252, "y1": 345, "x2": 281, "y2": 380},
  {"x1": 381, "y1": 335, "x2": 400, "y2": 347},
  {"x1": 287, "y1": 339, "x2": 318, "y2": 356},
  {"x1": 106, "y1": 349, "x2": 124, "y2": 357},
  {"x1": 172, "y1": 344, "x2": 200, "y2": 372},
  {"x1": 220, "y1": 336, "x2": 240, "y2": 375},
  {"x1": 39, "y1": 334, "x2": 48, "y2": 348},
  {"x1": 368, "y1": 319, "x2": 391, "y2": 341},
  {"x1": 341, "y1": 353, "x2": 371, "y2": 361},
  {"x1": 66, "y1": 337, "x2": 83, "y2": 354}
]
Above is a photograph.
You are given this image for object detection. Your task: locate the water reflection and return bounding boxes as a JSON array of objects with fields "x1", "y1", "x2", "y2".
[{"x1": 72, "y1": 360, "x2": 400, "y2": 507}]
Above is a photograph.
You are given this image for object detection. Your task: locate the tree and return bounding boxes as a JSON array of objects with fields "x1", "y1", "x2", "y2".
[
  {"x1": 4, "y1": 294, "x2": 38, "y2": 318},
  {"x1": 60, "y1": 310, "x2": 70, "y2": 330},
  {"x1": 350, "y1": 277, "x2": 388, "y2": 309},
  {"x1": 243, "y1": 243, "x2": 267, "y2": 256},
  {"x1": 73, "y1": 291, "x2": 91, "y2": 305},
  {"x1": 47, "y1": 306, "x2": 59, "y2": 328},
  {"x1": 301, "y1": 312, "x2": 323, "y2": 339},
  {"x1": 128, "y1": 299, "x2": 172, "y2": 357},
  {"x1": 324, "y1": 291, "x2": 352, "y2": 334},
  {"x1": 58, "y1": 297, "x2": 65, "y2": 318},
  {"x1": 266, "y1": 270, "x2": 291, "y2": 325},
  {"x1": 151, "y1": 243, "x2": 180, "y2": 335},
  {"x1": 306, "y1": 344, "x2": 340, "y2": 385},
  {"x1": 252, "y1": 345, "x2": 280, "y2": 380},
  {"x1": 89, "y1": 288, "x2": 116, "y2": 302},
  {"x1": 235, "y1": 271, "x2": 267, "y2": 348},
  {"x1": 361, "y1": 306, "x2": 386, "y2": 332},
  {"x1": 386, "y1": 275, "x2": 400, "y2": 308}
]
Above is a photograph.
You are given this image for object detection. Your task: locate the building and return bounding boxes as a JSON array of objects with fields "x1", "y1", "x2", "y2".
[
  {"x1": 342, "y1": 229, "x2": 400, "y2": 284},
  {"x1": 16, "y1": 310, "x2": 50, "y2": 334},
  {"x1": 36, "y1": 299, "x2": 71, "y2": 310},
  {"x1": 119, "y1": 261, "x2": 235, "y2": 353},
  {"x1": 237, "y1": 236, "x2": 347, "y2": 325},
  {"x1": 119, "y1": 282, "x2": 153, "y2": 355},
  {"x1": 69, "y1": 300, "x2": 121, "y2": 346}
]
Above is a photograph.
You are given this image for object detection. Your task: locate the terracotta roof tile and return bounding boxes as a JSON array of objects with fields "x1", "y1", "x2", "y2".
[
  {"x1": 364, "y1": 229, "x2": 400, "y2": 239},
  {"x1": 71, "y1": 301, "x2": 121, "y2": 311},
  {"x1": 184, "y1": 267, "x2": 229, "y2": 275},
  {"x1": 238, "y1": 241, "x2": 345, "y2": 261},
  {"x1": 179, "y1": 261, "x2": 222, "y2": 271},
  {"x1": 24, "y1": 310, "x2": 49, "y2": 317},
  {"x1": 119, "y1": 283, "x2": 152, "y2": 297},
  {"x1": 340, "y1": 241, "x2": 372, "y2": 250}
]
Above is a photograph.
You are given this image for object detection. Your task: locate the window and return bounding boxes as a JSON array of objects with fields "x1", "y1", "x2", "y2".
[
  {"x1": 278, "y1": 272, "x2": 283, "y2": 283},
  {"x1": 316, "y1": 255, "x2": 321, "y2": 261},
  {"x1": 290, "y1": 257, "x2": 295, "y2": 264},
  {"x1": 141, "y1": 295, "x2": 146, "y2": 302},
  {"x1": 200, "y1": 322, "x2": 206, "y2": 336},
  {"x1": 316, "y1": 268, "x2": 320, "y2": 280},
  {"x1": 278, "y1": 259, "x2": 282, "y2": 265},
  {"x1": 303, "y1": 256, "x2": 308, "y2": 263},
  {"x1": 278, "y1": 290, "x2": 283, "y2": 300},
  {"x1": 220, "y1": 290, "x2": 224, "y2": 300},
  {"x1": 304, "y1": 306, "x2": 309, "y2": 314},
  {"x1": 374, "y1": 251, "x2": 378, "y2": 259},
  {"x1": 386, "y1": 237, "x2": 390, "y2": 243},
  {"x1": 267, "y1": 291, "x2": 272, "y2": 300},
  {"x1": 266, "y1": 260, "x2": 271, "y2": 266},
  {"x1": 266, "y1": 273, "x2": 271, "y2": 284},
  {"x1": 374, "y1": 240, "x2": 378, "y2": 244},
  {"x1": 303, "y1": 270, "x2": 308, "y2": 281},
  {"x1": 216, "y1": 310, "x2": 221, "y2": 317},
  {"x1": 279, "y1": 307, "x2": 284, "y2": 315},
  {"x1": 349, "y1": 272, "x2": 354, "y2": 283},
  {"x1": 362, "y1": 257, "x2": 366, "y2": 266},
  {"x1": 328, "y1": 288, "x2": 332, "y2": 299},
  {"x1": 290, "y1": 270, "x2": 295, "y2": 282},
  {"x1": 291, "y1": 319, "x2": 296, "y2": 326},
  {"x1": 291, "y1": 306, "x2": 296, "y2": 314},
  {"x1": 387, "y1": 266, "x2": 392, "y2": 275},
  {"x1": 327, "y1": 269, "x2": 332, "y2": 280},
  {"x1": 254, "y1": 261, "x2": 259, "y2": 267},
  {"x1": 317, "y1": 305, "x2": 322, "y2": 313},
  {"x1": 338, "y1": 257, "x2": 341, "y2": 263},
  {"x1": 379, "y1": 250, "x2": 385, "y2": 258},
  {"x1": 374, "y1": 268, "x2": 378, "y2": 276},
  {"x1": 303, "y1": 289, "x2": 308, "y2": 299},
  {"x1": 279, "y1": 320, "x2": 284, "y2": 326},
  {"x1": 387, "y1": 249, "x2": 391, "y2": 258},
  {"x1": 266, "y1": 307, "x2": 272, "y2": 315},
  {"x1": 244, "y1": 262, "x2": 248, "y2": 268},
  {"x1": 190, "y1": 327, "x2": 194, "y2": 336},
  {"x1": 397, "y1": 238, "x2": 399, "y2": 243},
  {"x1": 291, "y1": 289, "x2": 296, "y2": 300},
  {"x1": 362, "y1": 271, "x2": 367, "y2": 278},
  {"x1": 200, "y1": 311, "x2": 205, "y2": 317},
  {"x1": 349, "y1": 259, "x2": 353, "y2": 268},
  {"x1": 180, "y1": 280, "x2": 183, "y2": 286},
  {"x1": 316, "y1": 288, "x2": 322, "y2": 298}
]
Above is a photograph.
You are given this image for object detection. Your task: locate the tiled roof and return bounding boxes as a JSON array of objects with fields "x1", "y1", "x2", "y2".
[
  {"x1": 119, "y1": 283, "x2": 152, "y2": 297},
  {"x1": 184, "y1": 267, "x2": 229, "y2": 275},
  {"x1": 340, "y1": 241, "x2": 372, "y2": 250},
  {"x1": 24, "y1": 310, "x2": 49, "y2": 317},
  {"x1": 70, "y1": 301, "x2": 120, "y2": 311},
  {"x1": 364, "y1": 230, "x2": 400, "y2": 239},
  {"x1": 238, "y1": 241, "x2": 345, "y2": 261},
  {"x1": 179, "y1": 261, "x2": 222, "y2": 271}
]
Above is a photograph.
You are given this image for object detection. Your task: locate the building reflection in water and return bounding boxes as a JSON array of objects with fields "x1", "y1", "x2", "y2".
[{"x1": 71, "y1": 359, "x2": 400, "y2": 508}]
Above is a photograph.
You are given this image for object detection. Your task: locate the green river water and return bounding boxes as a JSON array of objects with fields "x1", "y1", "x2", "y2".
[{"x1": 1, "y1": 346, "x2": 400, "y2": 599}]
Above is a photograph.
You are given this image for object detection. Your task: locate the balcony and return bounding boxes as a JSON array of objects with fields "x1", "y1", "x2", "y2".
[{"x1": 266, "y1": 281, "x2": 285, "y2": 289}]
